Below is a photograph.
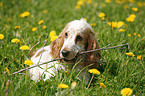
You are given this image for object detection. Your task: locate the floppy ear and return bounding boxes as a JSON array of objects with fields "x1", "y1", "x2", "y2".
[
  {"x1": 50, "y1": 23, "x2": 69, "y2": 60},
  {"x1": 85, "y1": 32, "x2": 101, "y2": 68}
]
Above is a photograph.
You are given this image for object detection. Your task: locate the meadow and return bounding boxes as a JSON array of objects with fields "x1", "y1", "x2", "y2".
[{"x1": 0, "y1": 0, "x2": 145, "y2": 95}]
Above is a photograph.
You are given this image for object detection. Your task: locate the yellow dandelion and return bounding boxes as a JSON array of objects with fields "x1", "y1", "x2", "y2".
[
  {"x1": 124, "y1": 5, "x2": 129, "y2": 9},
  {"x1": 87, "y1": 0, "x2": 92, "y2": 3},
  {"x1": 94, "y1": 3, "x2": 98, "y2": 7},
  {"x1": 127, "y1": 33, "x2": 131, "y2": 36},
  {"x1": 90, "y1": 23, "x2": 93, "y2": 26},
  {"x1": 5, "y1": 25, "x2": 9, "y2": 29},
  {"x1": 19, "y1": 11, "x2": 30, "y2": 17},
  {"x1": 125, "y1": 52, "x2": 135, "y2": 57},
  {"x1": 43, "y1": 10, "x2": 48, "y2": 13},
  {"x1": 101, "y1": 3, "x2": 106, "y2": 7},
  {"x1": 24, "y1": 60, "x2": 33, "y2": 66},
  {"x1": 32, "y1": 27, "x2": 37, "y2": 32},
  {"x1": 137, "y1": 55, "x2": 141, "y2": 60},
  {"x1": 105, "y1": 0, "x2": 111, "y2": 3},
  {"x1": 75, "y1": 5, "x2": 81, "y2": 9},
  {"x1": 101, "y1": 17, "x2": 105, "y2": 20},
  {"x1": 38, "y1": 20, "x2": 44, "y2": 25},
  {"x1": 137, "y1": 2, "x2": 143, "y2": 7},
  {"x1": 49, "y1": 30, "x2": 56, "y2": 38},
  {"x1": 58, "y1": 84, "x2": 69, "y2": 89},
  {"x1": 98, "y1": 12, "x2": 105, "y2": 18},
  {"x1": 134, "y1": 33, "x2": 136, "y2": 35},
  {"x1": 50, "y1": 35, "x2": 58, "y2": 41},
  {"x1": 128, "y1": 0, "x2": 135, "y2": 3},
  {"x1": 121, "y1": 88, "x2": 133, "y2": 96},
  {"x1": 93, "y1": 23, "x2": 96, "y2": 26},
  {"x1": 132, "y1": 7, "x2": 138, "y2": 12},
  {"x1": 20, "y1": 45, "x2": 30, "y2": 50},
  {"x1": 8, "y1": 18, "x2": 12, "y2": 22},
  {"x1": 117, "y1": 21, "x2": 124, "y2": 28},
  {"x1": 71, "y1": 81, "x2": 77, "y2": 89},
  {"x1": 0, "y1": 2, "x2": 3, "y2": 7},
  {"x1": 11, "y1": 38, "x2": 20, "y2": 43},
  {"x1": 119, "y1": 29, "x2": 125, "y2": 32},
  {"x1": 88, "y1": 69, "x2": 100, "y2": 75},
  {"x1": 42, "y1": 25, "x2": 46, "y2": 29},
  {"x1": 129, "y1": 14, "x2": 136, "y2": 18},
  {"x1": 14, "y1": 26, "x2": 20, "y2": 29},
  {"x1": 65, "y1": 71, "x2": 69, "y2": 75},
  {"x1": 6, "y1": 67, "x2": 10, "y2": 75},
  {"x1": 0, "y1": 34, "x2": 4, "y2": 40},
  {"x1": 126, "y1": 17, "x2": 134, "y2": 22},
  {"x1": 100, "y1": 83, "x2": 106, "y2": 88},
  {"x1": 137, "y1": 34, "x2": 141, "y2": 37}
]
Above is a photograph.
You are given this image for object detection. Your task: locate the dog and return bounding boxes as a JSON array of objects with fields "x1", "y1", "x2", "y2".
[{"x1": 29, "y1": 19, "x2": 101, "y2": 83}]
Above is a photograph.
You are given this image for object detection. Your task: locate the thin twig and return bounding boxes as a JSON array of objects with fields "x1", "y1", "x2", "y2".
[
  {"x1": 11, "y1": 43, "x2": 129, "y2": 75},
  {"x1": 81, "y1": 43, "x2": 129, "y2": 54},
  {"x1": 87, "y1": 74, "x2": 94, "y2": 89},
  {"x1": 11, "y1": 58, "x2": 64, "y2": 75}
]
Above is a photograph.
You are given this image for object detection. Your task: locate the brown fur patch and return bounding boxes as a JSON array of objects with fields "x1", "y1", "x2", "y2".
[
  {"x1": 84, "y1": 31, "x2": 101, "y2": 68},
  {"x1": 35, "y1": 49, "x2": 46, "y2": 58}
]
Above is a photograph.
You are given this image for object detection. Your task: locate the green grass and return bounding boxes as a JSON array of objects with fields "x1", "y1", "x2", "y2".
[{"x1": 0, "y1": 0, "x2": 145, "y2": 95}]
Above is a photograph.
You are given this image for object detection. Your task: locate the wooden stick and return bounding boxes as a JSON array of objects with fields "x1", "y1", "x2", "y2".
[{"x1": 11, "y1": 43, "x2": 129, "y2": 75}]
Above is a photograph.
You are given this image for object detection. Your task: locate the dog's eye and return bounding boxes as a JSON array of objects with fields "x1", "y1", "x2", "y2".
[
  {"x1": 65, "y1": 33, "x2": 68, "y2": 38},
  {"x1": 76, "y1": 35, "x2": 83, "y2": 41}
]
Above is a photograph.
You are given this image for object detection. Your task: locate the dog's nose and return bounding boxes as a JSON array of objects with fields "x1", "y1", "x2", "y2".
[{"x1": 62, "y1": 50, "x2": 70, "y2": 57}]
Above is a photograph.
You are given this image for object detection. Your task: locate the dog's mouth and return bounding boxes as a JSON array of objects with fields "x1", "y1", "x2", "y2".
[{"x1": 62, "y1": 53, "x2": 79, "y2": 62}]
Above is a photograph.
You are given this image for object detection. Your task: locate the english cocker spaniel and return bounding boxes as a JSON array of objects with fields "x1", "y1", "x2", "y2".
[{"x1": 29, "y1": 19, "x2": 101, "y2": 83}]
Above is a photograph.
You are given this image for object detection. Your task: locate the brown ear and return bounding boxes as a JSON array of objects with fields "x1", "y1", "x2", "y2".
[
  {"x1": 85, "y1": 32, "x2": 101, "y2": 68},
  {"x1": 50, "y1": 23, "x2": 69, "y2": 60}
]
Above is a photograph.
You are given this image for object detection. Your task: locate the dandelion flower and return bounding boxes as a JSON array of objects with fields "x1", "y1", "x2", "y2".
[
  {"x1": 117, "y1": 21, "x2": 124, "y2": 28},
  {"x1": 105, "y1": 0, "x2": 111, "y2": 3},
  {"x1": 6, "y1": 67, "x2": 10, "y2": 75},
  {"x1": 5, "y1": 25, "x2": 9, "y2": 29},
  {"x1": 49, "y1": 30, "x2": 56, "y2": 38},
  {"x1": 24, "y1": 60, "x2": 33, "y2": 65},
  {"x1": 137, "y1": 34, "x2": 141, "y2": 37},
  {"x1": 50, "y1": 36, "x2": 58, "y2": 41},
  {"x1": 130, "y1": 14, "x2": 136, "y2": 18},
  {"x1": 132, "y1": 7, "x2": 138, "y2": 12},
  {"x1": 134, "y1": 33, "x2": 136, "y2": 35},
  {"x1": 19, "y1": 11, "x2": 30, "y2": 17},
  {"x1": 125, "y1": 52, "x2": 135, "y2": 57},
  {"x1": 32, "y1": 27, "x2": 37, "y2": 32},
  {"x1": 98, "y1": 12, "x2": 105, "y2": 18},
  {"x1": 14, "y1": 26, "x2": 20, "y2": 29},
  {"x1": 0, "y1": 34, "x2": 4, "y2": 40},
  {"x1": 128, "y1": 34, "x2": 131, "y2": 37},
  {"x1": 20, "y1": 45, "x2": 30, "y2": 50},
  {"x1": 42, "y1": 25, "x2": 46, "y2": 29},
  {"x1": 71, "y1": 81, "x2": 77, "y2": 89},
  {"x1": 88, "y1": 69, "x2": 100, "y2": 75},
  {"x1": 126, "y1": 17, "x2": 134, "y2": 22},
  {"x1": 43, "y1": 10, "x2": 48, "y2": 13},
  {"x1": 121, "y1": 88, "x2": 133, "y2": 96},
  {"x1": 38, "y1": 20, "x2": 44, "y2": 25},
  {"x1": 137, "y1": 55, "x2": 141, "y2": 60},
  {"x1": 58, "y1": 84, "x2": 69, "y2": 89},
  {"x1": 11, "y1": 38, "x2": 20, "y2": 43},
  {"x1": 119, "y1": 29, "x2": 125, "y2": 32},
  {"x1": 0, "y1": 2, "x2": 3, "y2": 7},
  {"x1": 100, "y1": 83, "x2": 106, "y2": 88}
]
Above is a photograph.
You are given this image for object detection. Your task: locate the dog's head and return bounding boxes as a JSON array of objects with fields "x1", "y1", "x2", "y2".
[{"x1": 50, "y1": 19, "x2": 101, "y2": 68}]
